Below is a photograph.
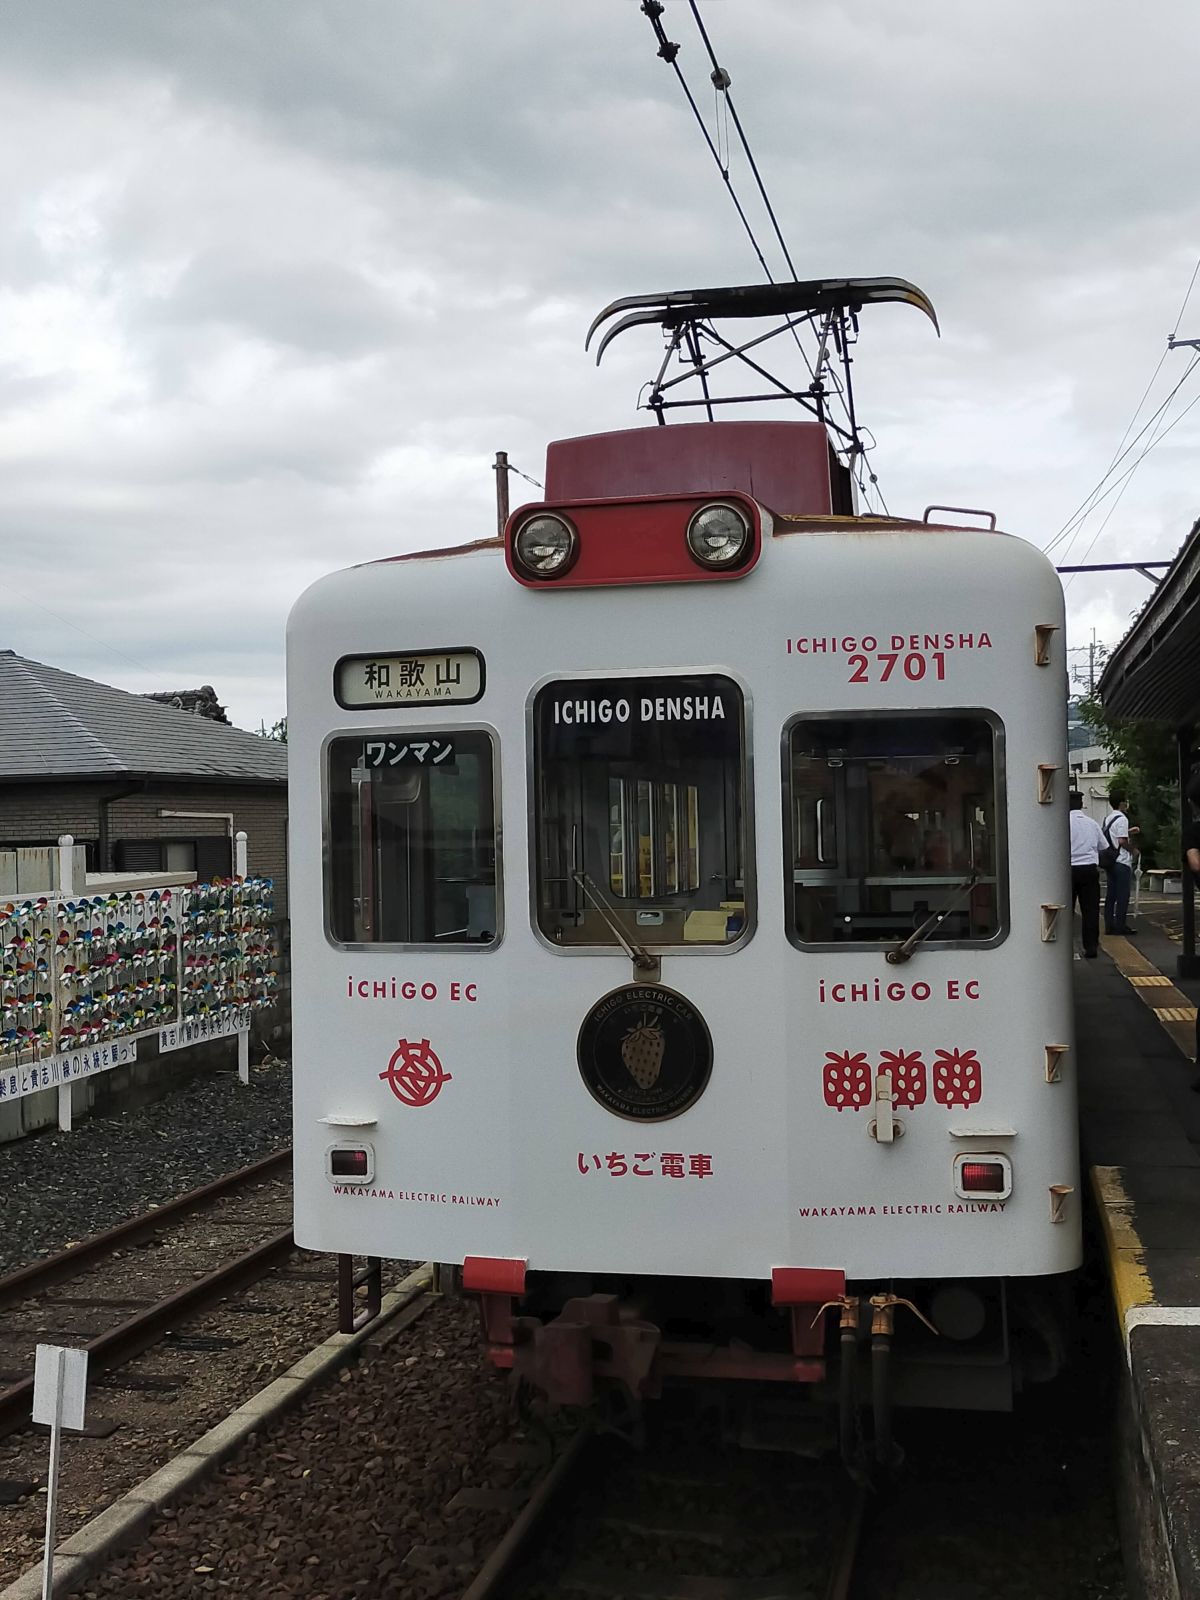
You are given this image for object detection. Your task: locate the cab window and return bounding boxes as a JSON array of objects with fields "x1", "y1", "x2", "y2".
[
  {"x1": 785, "y1": 713, "x2": 1003, "y2": 947},
  {"x1": 533, "y1": 674, "x2": 750, "y2": 949},
  {"x1": 327, "y1": 730, "x2": 499, "y2": 946}
]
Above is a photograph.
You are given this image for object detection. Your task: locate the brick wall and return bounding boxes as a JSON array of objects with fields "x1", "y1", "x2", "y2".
[{"x1": 0, "y1": 780, "x2": 289, "y2": 911}]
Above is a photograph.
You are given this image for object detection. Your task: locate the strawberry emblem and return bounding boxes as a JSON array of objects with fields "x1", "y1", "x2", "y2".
[
  {"x1": 823, "y1": 1050, "x2": 871, "y2": 1111},
  {"x1": 932, "y1": 1047, "x2": 982, "y2": 1109},
  {"x1": 621, "y1": 1015, "x2": 666, "y2": 1089},
  {"x1": 880, "y1": 1048, "x2": 927, "y2": 1109}
]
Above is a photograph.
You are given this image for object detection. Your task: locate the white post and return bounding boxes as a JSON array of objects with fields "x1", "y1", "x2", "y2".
[
  {"x1": 56, "y1": 837, "x2": 75, "y2": 1133},
  {"x1": 56, "y1": 835, "x2": 75, "y2": 897},
  {"x1": 34, "y1": 1345, "x2": 88, "y2": 1598},
  {"x1": 235, "y1": 831, "x2": 250, "y2": 1086},
  {"x1": 41, "y1": 1362, "x2": 65, "y2": 1600}
]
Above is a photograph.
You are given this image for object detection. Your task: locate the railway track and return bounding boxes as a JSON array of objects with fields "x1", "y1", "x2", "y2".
[
  {"x1": 460, "y1": 1398, "x2": 870, "y2": 1600},
  {"x1": 0, "y1": 1149, "x2": 294, "y2": 1439}
]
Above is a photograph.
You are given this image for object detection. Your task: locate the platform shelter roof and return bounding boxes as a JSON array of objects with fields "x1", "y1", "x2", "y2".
[{"x1": 1097, "y1": 516, "x2": 1200, "y2": 729}]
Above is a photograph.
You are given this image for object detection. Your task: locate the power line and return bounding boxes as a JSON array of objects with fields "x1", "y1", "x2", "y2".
[
  {"x1": 638, "y1": 1, "x2": 879, "y2": 500},
  {"x1": 1045, "y1": 352, "x2": 1200, "y2": 559},
  {"x1": 1064, "y1": 369, "x2": 1200, "y2": 586},
  {"x1": 1172, "y1": 254, "x2": 1200, "y2": 339}
]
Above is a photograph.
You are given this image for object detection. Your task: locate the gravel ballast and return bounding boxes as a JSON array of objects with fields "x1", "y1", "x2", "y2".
[
  {"x1": 0, "y1": 1059, "x2": 291, "y2": 1275},
  {"x1": 78, "y1": 1297, "x2": 521, "y2": 1599}
]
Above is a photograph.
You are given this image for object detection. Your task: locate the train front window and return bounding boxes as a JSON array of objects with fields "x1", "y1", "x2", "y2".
[
  {"x1": 785, "y1": 713, "x2": 1004, "y2": 948},
  {"x1": 533, "y1": 674, "x2": 750, "y2": 949},
  {"x1": 327, "y1": 730, "x2": 499, "y2": 947}
]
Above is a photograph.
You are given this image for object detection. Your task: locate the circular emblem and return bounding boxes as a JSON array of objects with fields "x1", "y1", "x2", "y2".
[
  {"x1": 577, "y1": 985, "x2": 713, "y2": 1121},
  {"x1": 379, "y1": 1038, "x2": 452, "y2": 1107}
]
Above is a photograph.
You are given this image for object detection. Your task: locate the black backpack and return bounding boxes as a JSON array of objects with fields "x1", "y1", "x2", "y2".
[{"x1": 1099, "y1": 817, "x2": 1120, "y2": 871}]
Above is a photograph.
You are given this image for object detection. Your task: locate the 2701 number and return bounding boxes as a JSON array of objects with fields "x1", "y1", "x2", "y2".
[{"x1": 847, "y1": 651, "x2": 947, "y2": 684}]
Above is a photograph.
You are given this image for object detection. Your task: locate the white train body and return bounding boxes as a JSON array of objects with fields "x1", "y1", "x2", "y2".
[{"x1": 288, "y1": 419, "x2": 1078, "y2": 1410}]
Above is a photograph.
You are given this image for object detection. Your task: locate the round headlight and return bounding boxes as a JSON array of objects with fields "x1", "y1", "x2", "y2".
[
  {"x1": 686, "y1": 502, "x2": 751, "y2": 569},
  {"x1": 513, "y1": 513, "x2": 578, "y2": 579}
]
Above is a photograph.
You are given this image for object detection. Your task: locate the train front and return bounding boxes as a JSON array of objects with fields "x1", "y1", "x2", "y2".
[{"x1": 287, "y1": 417, "x2": 1079, "y2": 1443}]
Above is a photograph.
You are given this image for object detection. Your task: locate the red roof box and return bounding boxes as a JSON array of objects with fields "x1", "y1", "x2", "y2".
[{"x1": 545, "y1": 420, "x2": 840, "y2": 516}]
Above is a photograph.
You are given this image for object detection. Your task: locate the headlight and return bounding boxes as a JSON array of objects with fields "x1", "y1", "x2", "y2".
[
  {"x1": 686, "y1": 502, "x2": 751, "y2": 569},
  {"x1": 513, "y1": 513, "x2": 578, "y2": 579}
]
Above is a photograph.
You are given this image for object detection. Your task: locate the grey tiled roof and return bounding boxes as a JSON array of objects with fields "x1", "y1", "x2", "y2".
[{"x1": 0, "y1": 652, "x2": 287, "y2": 783}]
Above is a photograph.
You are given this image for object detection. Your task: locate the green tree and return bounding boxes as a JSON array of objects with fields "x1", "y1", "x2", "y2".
[{"x1": 1078, "y1": 694, "x2": 1178, "y2": 867}]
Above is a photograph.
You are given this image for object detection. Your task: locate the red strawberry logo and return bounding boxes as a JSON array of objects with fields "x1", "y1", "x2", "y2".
[
  {"x1": 881, "y1": 1048, "x2": 927, "y2": 1108},
  {"x1": 932, "y1": 1047, "x2": 982, "y2": 1108},
  {"x1": 823, "y1": 1050, "x2": 871, "y2": 1111}
]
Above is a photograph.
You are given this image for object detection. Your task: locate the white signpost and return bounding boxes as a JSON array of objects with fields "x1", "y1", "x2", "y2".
[{"x1": 32, "y1": 1344, "x2": 88, "y2": 1599}]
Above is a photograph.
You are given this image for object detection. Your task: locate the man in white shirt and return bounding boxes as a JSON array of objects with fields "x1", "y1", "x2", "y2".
[
  {"x1": 1070, "y1": 791, "x2": 1104, "y2": 958},
  {"x1": 1102, "y1": 790, "x2": 1137, "y2": 936}
]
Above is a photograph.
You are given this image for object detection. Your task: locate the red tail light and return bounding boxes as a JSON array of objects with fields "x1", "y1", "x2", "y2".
[{"x1": 953, "y1": 1153, "x2": 1012, "y2": 1200}]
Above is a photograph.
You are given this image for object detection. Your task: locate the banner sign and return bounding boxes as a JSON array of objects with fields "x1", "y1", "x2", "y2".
[
  {"x1": 0, "y1": 1040, "x2": 138, "y2": 1103},
  {"x1": 159, "y1": 1009, "x2": 251, "y2": 1054}
]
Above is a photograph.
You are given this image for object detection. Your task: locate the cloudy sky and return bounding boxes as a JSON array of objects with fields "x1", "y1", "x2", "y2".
[{"x1": 2, "y1": 0, "x2": 1198, "y2": 729}]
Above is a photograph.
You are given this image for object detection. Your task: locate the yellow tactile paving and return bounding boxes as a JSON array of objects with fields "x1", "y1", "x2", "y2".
[
  {"x1": 1102, "y1": 934, "x2": 1159, "y2": 976},
  {"x1": 1153, "y1": 1006, "x2": 1198, "y2": 1024},
  {"x1": 1090, "y1": 1166, "x2": 1155, "y2": 1326},
  {"x1": 1130, "y1": 975, "x2": 1173, "y2": 987}
]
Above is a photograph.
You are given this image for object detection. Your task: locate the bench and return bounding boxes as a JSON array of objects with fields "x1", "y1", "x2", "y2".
[{"x1": 1144, "y1": 870, "x2": 1182, "y2": 895}]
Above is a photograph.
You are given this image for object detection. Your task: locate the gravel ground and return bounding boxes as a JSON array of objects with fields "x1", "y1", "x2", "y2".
[
  {"x1": 0, "y1": 1248, "x2": 363, "y2": 1585},
  {"x1": 81, "y1": 1297, "x2": 526, "y2": 1599},
  {"x1": 0, "y1": 1058, "x2": 292, "y2": 1274}
]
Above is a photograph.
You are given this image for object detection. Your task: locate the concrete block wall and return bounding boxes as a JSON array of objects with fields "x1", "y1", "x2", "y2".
[{"x1": 0, "y1": 781, "x2": 287, "y2": 911}]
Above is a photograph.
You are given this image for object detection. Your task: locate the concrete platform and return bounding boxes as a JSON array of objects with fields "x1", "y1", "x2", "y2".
[{"x1": 1077, "y1": 896, "x2": 1200, "y2": 1600}]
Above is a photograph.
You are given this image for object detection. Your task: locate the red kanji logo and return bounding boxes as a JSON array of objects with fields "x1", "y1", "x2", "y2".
[
  {"x1": 932, "y1": 1047, "x2": 982, "y2": 1108},
  {"x1": 823, "y1": 1050, "x2": 871, "y2": 1111},
  {"x1": 379, "y1": 1038, "x2": 452, "y2": 1107},
  {"x1": 880, "y1": 1048, "x2": 927, "y2": 1108}
]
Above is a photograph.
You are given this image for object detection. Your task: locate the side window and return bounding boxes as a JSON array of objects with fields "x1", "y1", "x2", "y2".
[
  {"x1": 785, "y1": 713, "x2": 1003, "y2": 947},
  {"x1": 533, "y1": 674, "x2": 751, "y2": 949},
  {"x1": 327, "y1": 730, "x2": 499, "y2": 947}
]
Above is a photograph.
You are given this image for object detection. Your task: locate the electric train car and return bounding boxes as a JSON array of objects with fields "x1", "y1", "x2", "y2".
[{"x1": 288, "y1": 404, "x2": 1078, "y2": 1448}]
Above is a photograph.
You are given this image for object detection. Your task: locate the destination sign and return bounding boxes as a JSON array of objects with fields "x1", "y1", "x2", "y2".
[{"x1": 336, "y1": 649, "x2": 483, "y2": 708}]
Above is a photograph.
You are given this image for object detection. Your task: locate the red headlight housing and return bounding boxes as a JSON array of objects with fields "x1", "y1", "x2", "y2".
[{"x1": 505, "y1": 492, "x2": 766, "y2": 589}]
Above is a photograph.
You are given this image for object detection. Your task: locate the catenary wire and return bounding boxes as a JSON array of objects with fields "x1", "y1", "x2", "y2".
[
  {"x1": 1045, "y1": 352, "x2": 1200, "y2": 559},
  {"x1": 1172, "y1": 253, "x2": 1200, "y2": 339},
  {"x1": 1064, "y1": 368, "x2": 1200, "y2": 586},
  {"x1": 640, "y1": 2, "x2": 876, "y2": 498},
  {"x1": 1046, "y1": 257, "x2": 1200, "y2": 557}
]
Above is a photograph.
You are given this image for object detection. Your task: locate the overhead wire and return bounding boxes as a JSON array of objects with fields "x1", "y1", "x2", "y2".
[
  {"x1": 1047, "y1": 352, "x2": 1200, "y2": 560},
  {"x1": 640, "y1": 2, "x2": 882, "y2": 504},
  {"x1": 1063, "y1": 357, "x2": 1200, "y2": 586},
  {"x1": 1046, "y1": 254, "x2": 1200, "y2": 560}
]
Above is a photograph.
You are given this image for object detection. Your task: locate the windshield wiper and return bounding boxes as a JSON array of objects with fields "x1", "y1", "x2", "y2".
[
  {"x1": 571, "y1": 869, "x2": 657, "y2": 971},
  {"x1": 885, "y1": 874, "x2": 979, "y2": 965}
]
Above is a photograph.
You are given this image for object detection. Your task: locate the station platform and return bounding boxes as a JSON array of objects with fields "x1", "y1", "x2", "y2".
[{"x1": 1077, "y1": 892, "x2": 1200, "y2": 1600}]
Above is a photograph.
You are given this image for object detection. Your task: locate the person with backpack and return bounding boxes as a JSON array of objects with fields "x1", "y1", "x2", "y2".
[{"x1": 1101, "y1": 789, "x2": 1137, "y2": 936}]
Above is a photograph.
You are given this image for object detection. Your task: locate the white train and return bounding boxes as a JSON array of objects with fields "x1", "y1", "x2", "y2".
[{"x1": 288, "y1": 298, "x2": 1078, "y2": 1457}]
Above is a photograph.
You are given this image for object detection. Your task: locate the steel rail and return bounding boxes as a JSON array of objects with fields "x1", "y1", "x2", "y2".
[
  {"x1": 0, "y1": 1146, "x2": 292, "y2": 1310},
  {"x1": 0, "y1": 1226, "x2": 296, "y2": 1437},
  {"x1": 458, "y1": 1427, "x2": 594, "y2": 1600},
  {"x1": 822, "y1": 1482, "x2": 870, "y2": 1600}
]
